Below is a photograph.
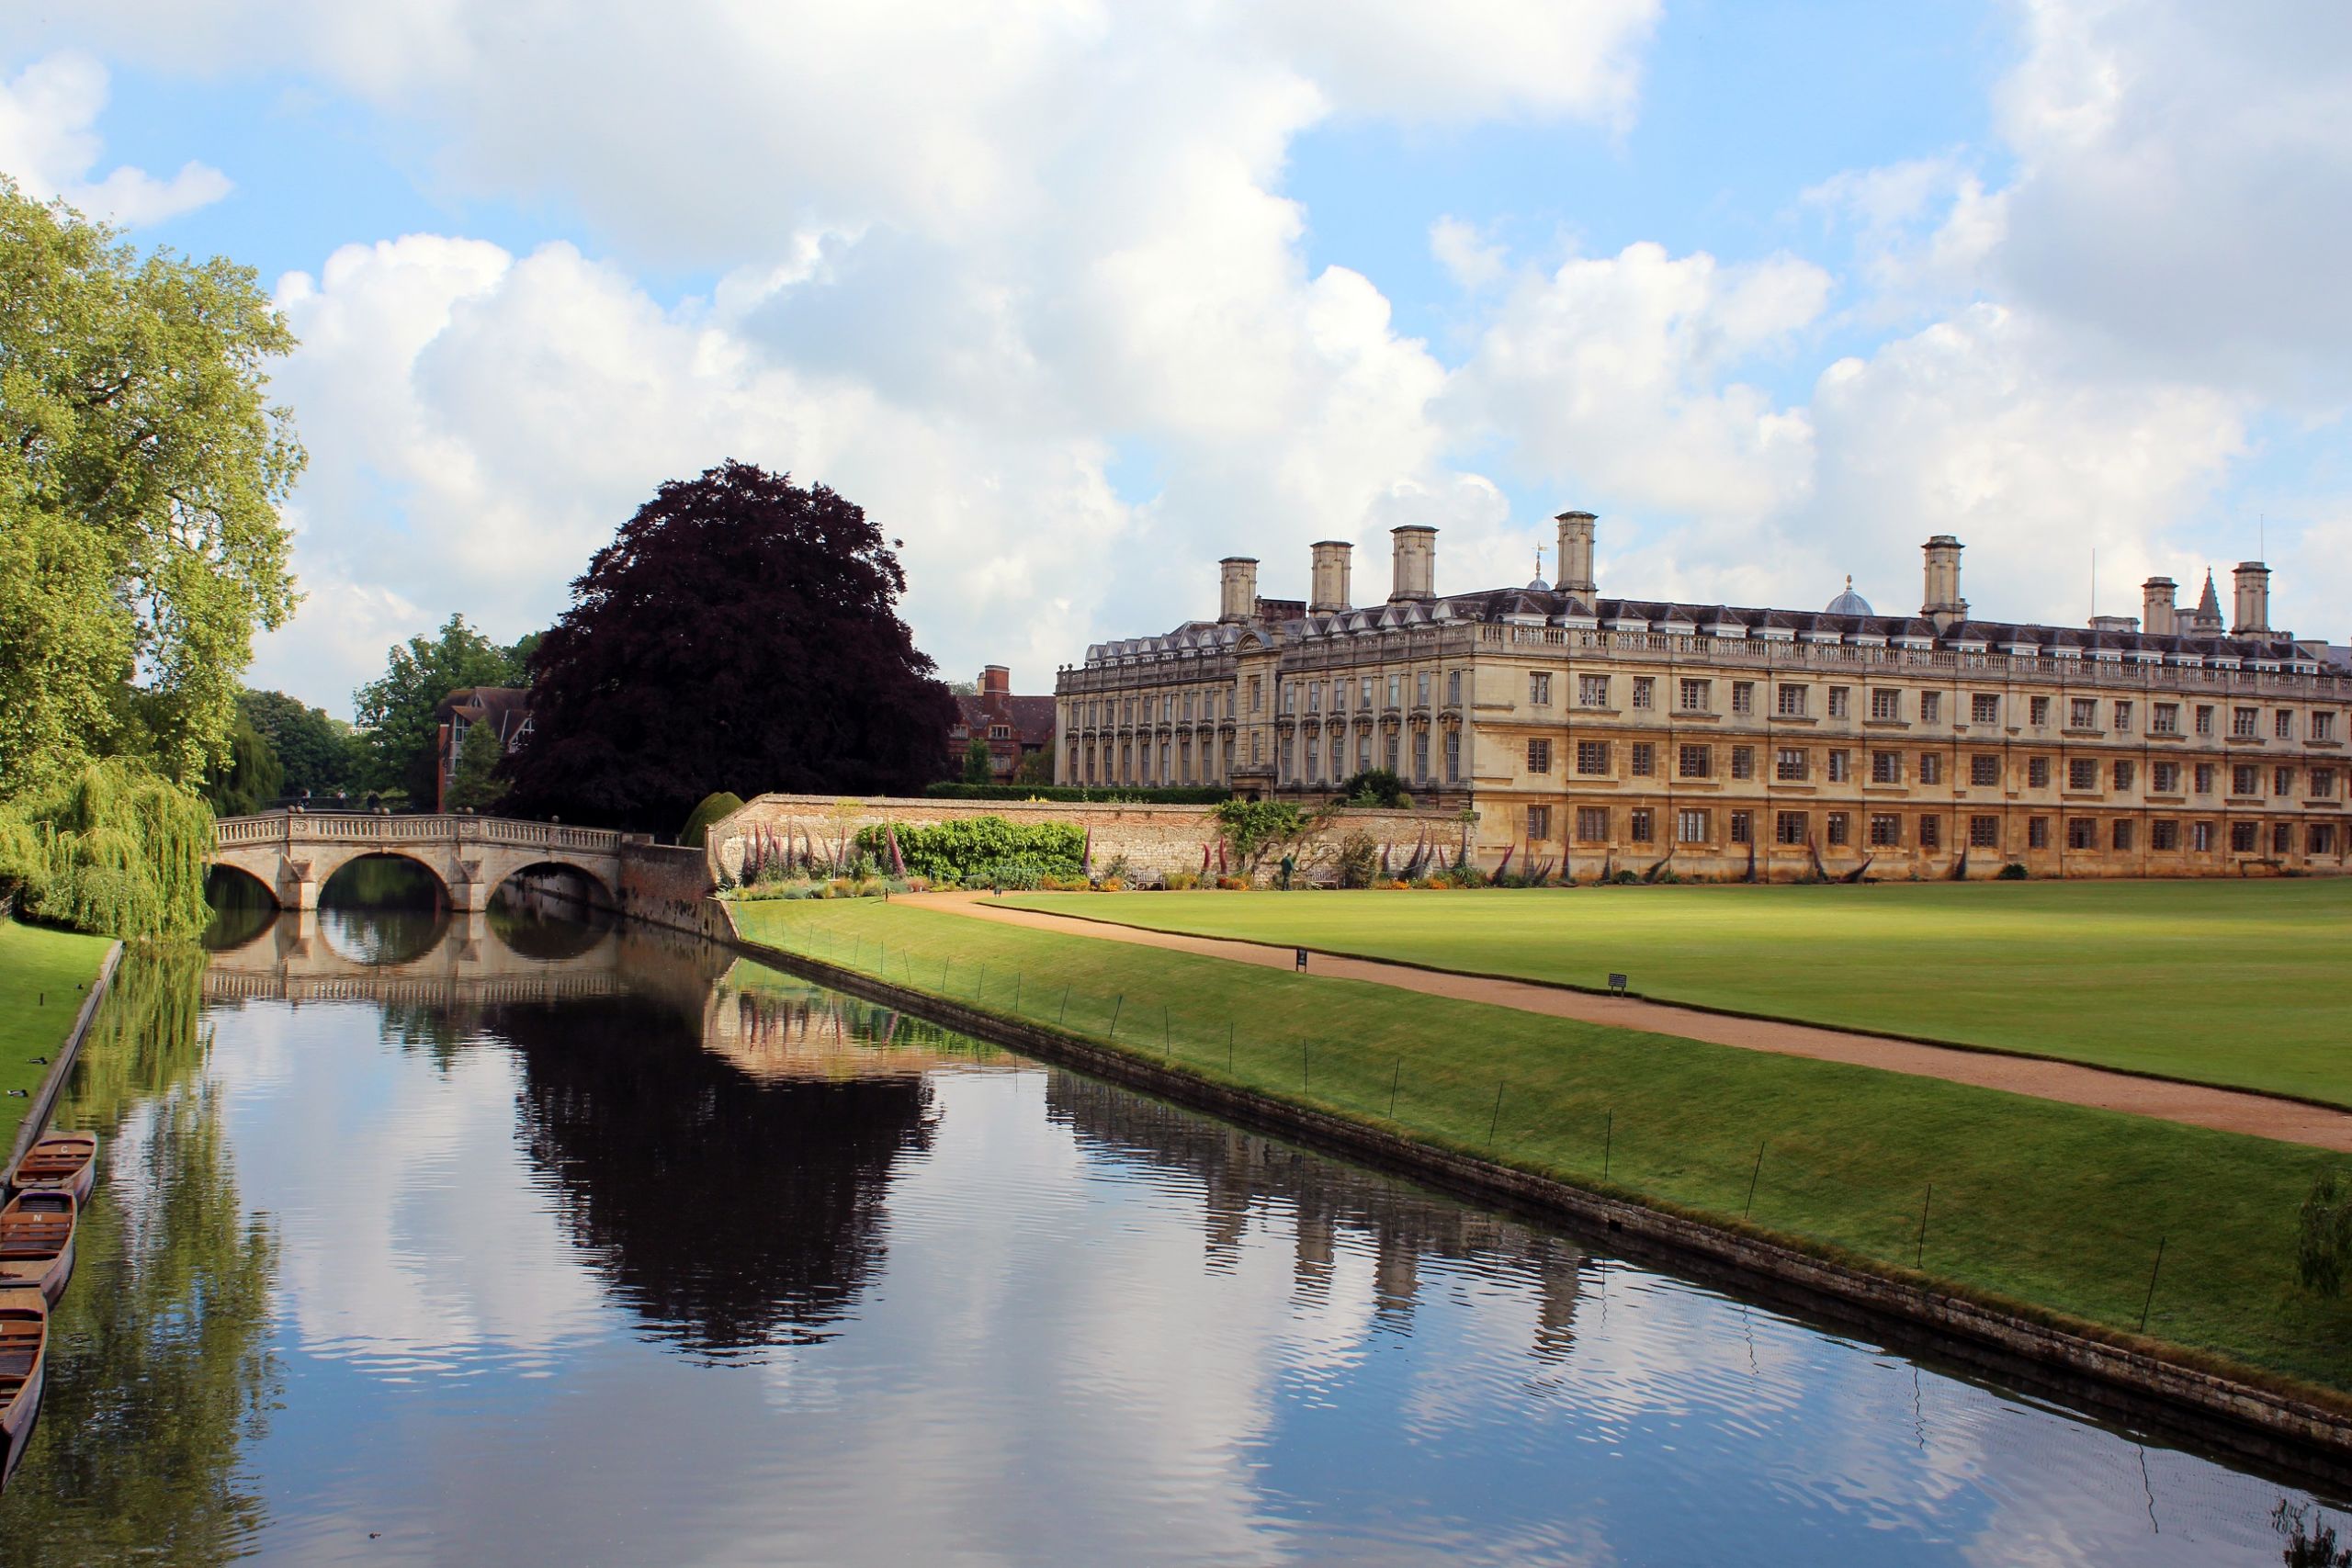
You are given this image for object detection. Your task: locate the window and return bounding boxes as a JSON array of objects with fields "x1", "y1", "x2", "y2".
[
  {"x1": 2195, "y1": 705, "x2": 2214, "y2": 736},
  {"x1": 1730, "y1": 811, "x2": 1753, "y2": 845},
  {"x1": 1248, "y1": 676, "x2": 1262, "y2": 713},
  {"x1": 1679, "y1": 744, "x2": 1712, "y2": 780},
  {"x1": 1357, "y1": 733, "x2": 1372, "y2": 773},
  {"x1": 2315, "y1": 712, "x2": 2337, "y2": 741},
  {"x1": 2232, "y1": 764, "x2": 2258, "y2": 796},
  {"x1": 1922, "y1": 692, "x2": 1944, "y2": 724},
  {"x1": 1732, "y1": 682, "x2": 1756, "y2": 716},
  {"x1": 1576, "y1": 807, "x2": 1610, "y2": 841},
  {"x1": 2314, "y1": 768, "x2": 2337, "y2": 798},
  {"x1": 1387, "y1": 674, "x2": 1402, "y2": 709},
  {"x1": 2312, "y1": 824, "x2": 2339, "y2": 856},
  {"x1": 1283, "y1": 683, "x2": 1297, "y2": 715},
  {"x1": 1632, "y1": 677, "x2": 1656, "y2": 711},
  {"x1": 2029, "y1": 817, "x2": 2050, "y2": 850},
  {"x1": 1677, "y1": 809, "x2": 1708, "y2": 844},
  {"x1": 1630, "y1": 743, "x2": 1656, "y2": 777},
  {"x1": 1774, "y1": 811, "x2": 1808, "y2": 845},
  {"x1": 2112, "y1": 819, "x2": 2134, "y2": 851},
  {"x1": 1308, "y1": 682, "x2": 1322, "y2": 713},
  {"x1": 1777, "y1": 683, "x2": 1809, "y2": 717},
  {"x1": 1679, "y1": 678, "x2": 1711, "y2": 713},
  {"x1": 2028, "y1": 756, "x2": 2051, "y2": 789},
  {"x1": 1628, "y1": 808, "x2": 1655, "y2": 843},
  {"x1": 2068, "y1": 818, "x2": 2097, "y2": 851},
  {"x1": 2029, "y1": 695, "x2": 2050, "y2": 728},
  {"x1": 1971, "y1": 754, "x2": 2000, "y2": 787},
  {"x1": 1871, "y1": 750, "x2": 1901, "y2": 784},
  {"x1": 1306, "y1": 736, "x2": 1320, "y2": 781},
  {"x1": 1829, "y1": 685, "x2": 1851, "y2": 719},
  {"x1": 2231, "y1": 821, "x2": 2257, "y2": 852},
  {"x1": 1576, "y1": 740, "x2": 1610, "y2": 776},
  {"x1": 1279, "y1": 734, "x2": 1294, "y2": 782},
  {"x1": 1972, "y1": 694, "x2": 2000, "y2": 725},
  {"x1": 2152, "y1": 761, "x2": 2180, "y2": 794},
  {"x1": 1918, "y1": 816, "x2": 1941, "y2": 850},
  {"x1": 2195, "y1": 763, "x2": 2214, "y2": 795},
  {"x1": 1869, "y1": 814, "x2": 1902, "y2": 846},
  {"x1": 1417, "y1": 671, "x2": 1430, "y2": 705},
  {"x1": 2274, "y1": 766, "x2": 2294, "y2": 796},
  {"x1": 1970, "y1": 815, "x2": 2000, "y2": 848},
  {"x1": 1445, "y1": 729, "x2": 1461, "y2": 783},
  {"x1": 1826, "y1": 750, "x2": 1851, "y2": 783},
  {"x1": 1530, "y1": 671, "x2": 1552, "y2": 705},
  {"x1": 1578, "y1": 674, "x2": 1610, "y2": 707},
  {"x1": 1413, "y1": 729, "x2": 1430, "y2": 780},
  {"x1": 1333, "y1": 682, "x2": 1346, "y2": 714},
  {"x1": 2192, "y1": 821, "x2": 2212, "y2": 852},
  {"x1": 1385, "y1": 732, "x2": 1400, "y2": 773},
  {"x1": 1919, "y1": 752, "x2": 1944, "y2": 784},
  {"x1": 2233, "y1": 706, "x2": 2257, "y2": 738},
  {"x1": 1528, "y1": 806, "x2": 1552, "y2": 840},
  {"x1": 2113, "y1": 701, "x2": 2132, "y2": 734},
  {"x1": 1776, "y1": 747, "x2": 1808, "y2": 782},
  {"x1": 1447, "y1": 670, "x2": 1462, "y2": 705},
  {"x1": 2070, "y1": 698, "x2": 2098, "y2": 729},
  {"x1": 1526, "y1": 738, "x2": 1553, "y2": 773},
  {"x1": 2152, "y1": 703, "x2": 2179, "y2": 735},
  {"x1": 1871, "y1": 688, "x2": 1902, "y2": 721},
  {"x1": 1359, "y1": 678, "x2": 1373, "y2": 710},
  {"x1": 2068, "y1": 759, "x2": 2098, "y2": 792},
  {"x1": 2277, "y1": 710, "x2": 2295, "y2": 739},
  {"x1": 2112, "y1": 760, "x2": 2134, "y2": 791},
  {"x1": 2152, "y1": 819, "x2": 2178, "y2": 851},
  {"x1": 1826, "y1": 812, "x2": 1851, "y2": 846}
]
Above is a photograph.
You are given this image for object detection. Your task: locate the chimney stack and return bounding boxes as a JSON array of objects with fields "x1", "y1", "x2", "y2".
[
  {"x1": 1309, "y1": 540, "x2": 1352, "y2": 615},
  {"x1": 1921, "y1": 535, "x2": 1968, "y2": 631},
  {"x1": 1555, "y1": 510, "x2": 1597, "y2": 595},
  {"x1": 2232, "y1": 561, "x2": 2271, "y2": 636},
  {"x1": 1217, "y1": 557, "x2": 1259, "y2": 623},
  {"x1": 2141, "y1": 577, "x2": 2177, "y2": 637},
  {"x1": 1388, "y1": 526, "x2": 1436, "y2": 602},
  {"x1": 980, "y1": 664, "x2": 1011, "y2": 696}
]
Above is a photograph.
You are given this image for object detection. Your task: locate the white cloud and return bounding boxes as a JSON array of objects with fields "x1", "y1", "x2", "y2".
[
  {"x1": 0, "y1": 52, "x2": 230, "y2": 225},
  {"x1": 1430, "y1": 216, "x2": 1509, "y2": 292}
]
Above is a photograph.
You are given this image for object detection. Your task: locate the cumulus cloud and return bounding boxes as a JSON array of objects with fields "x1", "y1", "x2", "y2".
[{"x1": 0, "y1": 52, "x2": 230, "y2": 225}]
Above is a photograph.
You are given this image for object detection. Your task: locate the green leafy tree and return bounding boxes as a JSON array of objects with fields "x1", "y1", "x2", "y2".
[
  {"x1": 237, "y1": 688, "x2": 357, "y2": 797},
  {"x1": 0, "y1": 178, "x2": 303, "y2": 795},
  {"x1": 1214, "y1": 798, "x2": 1334, "y2": 878},
  {"x1": 962, "y1": 736, "x2": 994, "y2": 784},
  {"x1": 1334, "y1": 768, "x2": 1411, "y2": 807},
  {"x1": 351, "y1": 614, "x2": 526, "y2": 803},
  {"x1": 200, "y1": 712, "x2": 282, "y2": 817},
  {"x1": 1012, "y1": 747, "x2": 1055, "y2": 787},
  {"x1": 444, "y1": 718, "x2": 509, "y2": 811}
]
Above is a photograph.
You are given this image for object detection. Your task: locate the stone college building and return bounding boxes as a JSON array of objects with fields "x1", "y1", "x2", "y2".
[{"x1": 1053, "y1": 514, "x2": 2351, "y2": 878}]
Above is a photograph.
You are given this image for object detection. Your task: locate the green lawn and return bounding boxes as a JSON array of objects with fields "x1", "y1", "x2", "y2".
[
  {"x1": 734, "y1": 897, "x2": 2352, "y2": 1399},
  {"x1": 997, "y1": 880, "x2": 2352, "y2": 1106},
  {"x1": 0, "y1": 920, "x2": 116, "y2": 1149}
]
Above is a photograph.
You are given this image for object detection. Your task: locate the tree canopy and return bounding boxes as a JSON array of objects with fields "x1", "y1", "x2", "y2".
[
  {"x1": 237, "y1": 688, "x2": 358, "y2": 797},
  {"x1": 507, "y1": 461, "x2": 956, "y2": 828},
  {"x1": 444, "y1": 719, "x2": 509, "y2": 811},
  {"x1": 351, "y1": 615, "x2": 530, "y2": 804},
  {"x1": 0, "y1": 178, "x2": 303, "y2": 795}
]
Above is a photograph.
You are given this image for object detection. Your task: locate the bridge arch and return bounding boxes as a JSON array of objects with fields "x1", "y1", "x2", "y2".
[{"x1": 209, "y1": 813, "x2": 628, "y2": 915}]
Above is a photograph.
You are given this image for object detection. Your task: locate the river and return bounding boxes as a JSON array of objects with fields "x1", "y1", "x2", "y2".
[{"x1": 0, "y1": 863, "x2": 2342, "y2": 1564}]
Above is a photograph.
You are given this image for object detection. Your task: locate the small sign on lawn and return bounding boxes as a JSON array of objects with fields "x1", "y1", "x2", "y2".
[
  {"x1": 1295, "y1": 947, "x2": 1308, "y2": 973},
  {"x1": 1608, "y1": 973, "x2": 1628, "y2": 994}
]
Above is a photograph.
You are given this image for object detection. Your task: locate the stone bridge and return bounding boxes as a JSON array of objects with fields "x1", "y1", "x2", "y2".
[
  {"x1": 202, "y1": 904, "x2": 631, "y2": 1008},
  {"x1": 212, "y1": 812, "x2": 631, "y2": 912}
]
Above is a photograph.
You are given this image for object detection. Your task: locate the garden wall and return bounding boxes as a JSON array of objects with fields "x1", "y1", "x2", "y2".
[{"x1": 713, "y1": 795, "x2": 1466, "y2": 886}]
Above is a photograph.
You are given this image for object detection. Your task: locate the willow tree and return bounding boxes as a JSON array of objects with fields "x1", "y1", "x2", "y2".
[{"x1": 0, "y1": 178, "x2": 304, "y2": 795}]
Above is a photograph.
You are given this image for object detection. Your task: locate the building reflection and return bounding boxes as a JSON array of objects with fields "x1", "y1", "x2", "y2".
[{"x1": 1043, "y1": 1076, "x2": 1587, "y2": 1361}]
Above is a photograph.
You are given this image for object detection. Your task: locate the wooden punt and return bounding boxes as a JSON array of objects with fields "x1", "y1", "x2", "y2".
[
  {"x1": 0, "y1": 1191, "x2": 74, "y2": 1304},
  {"x1": 0, "y1": 1286, "x2": 45, "y2": 1490},
  {"x1": 11, "y1": 1133, "x2": 96, "y2": 1206}
]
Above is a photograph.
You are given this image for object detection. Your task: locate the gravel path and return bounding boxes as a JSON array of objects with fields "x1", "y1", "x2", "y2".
[{"x1": 902, "y1": 893, "x2": 2352, "y2": 1152}]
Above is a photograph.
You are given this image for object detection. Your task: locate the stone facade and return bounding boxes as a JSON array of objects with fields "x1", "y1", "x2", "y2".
[
  {"x1": 1055, "y1": 520, "x2": 2352, "y2": 880},
  {"x1": 714, "y1": 794, "x2": 1461, "y2": 886}
]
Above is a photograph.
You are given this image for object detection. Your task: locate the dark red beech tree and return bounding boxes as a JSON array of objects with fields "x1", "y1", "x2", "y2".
[{"x1": 505, "y1": 461, "x2": 957, "y2": 829}]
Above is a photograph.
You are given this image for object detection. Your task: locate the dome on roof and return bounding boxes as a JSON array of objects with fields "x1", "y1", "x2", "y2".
[
  {"x1": 1525, "y1": 575, "x2": 1551, "y2": 592},
  {"x1": 1825, "y1": 575, "x2": 1873, "y2": 617}
]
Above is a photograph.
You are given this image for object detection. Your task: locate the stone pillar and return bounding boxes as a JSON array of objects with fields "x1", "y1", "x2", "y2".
[
  {"x1": 1921, "y1": 534, "x2": 1968, "y2": 630},
  {"x1": 277, "y1": 856, "x2": 319, "y2": 911},
  {"x1": 1218, "y1": 557, "x2": 1259, "y2": 622}
]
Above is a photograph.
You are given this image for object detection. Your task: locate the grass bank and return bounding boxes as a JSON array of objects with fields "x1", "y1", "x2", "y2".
[
  {"x1": 998, "y1": 880, "x2": 2352, "y2": 1106},
  {"x1": 0, "y1": 919, "x2": 117, "y2": 1148},
  {"x1": 733, "y1": 897, "x2": 2352, "y2": 1401}
]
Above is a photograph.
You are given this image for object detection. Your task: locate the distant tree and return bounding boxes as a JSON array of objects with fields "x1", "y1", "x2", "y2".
[
  {"x1": 962, "y1": 736, "x2": 994, "y2": 784},
  {"x1": 0, "y1": 178, "x2": 303, "y2": 795},
  {"x1": 944, "y1": 678, "x2": 980, "y2": 696},
  {"x1": 199, "y1": 712, "x2": 283, "y2": 817},
  {"x1": 506, "y1": 461, "x2": 956, "y2": 828},
  {"x1": 352, "y1": 615, "x2": 526, "y2": 804},
  {"x1": 444, "y1": 720, "x2": 509, "y2": 811},
  {"x1": 238, "y1": 689, "x2": 357, "y2": 796},
  {"x1": 1334, "y1": 768, "x2": 1412, "y2": 807},
  {"x1": 1012, "y1": 747, "x2": 1055, "y2": 787}
]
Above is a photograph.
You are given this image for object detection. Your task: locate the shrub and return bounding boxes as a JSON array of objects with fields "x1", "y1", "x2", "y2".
[
  {"x1": 1163, "y1": 871, "x2": 1200, "y2": 890},
  {"x1": 1996, "y1": 862, "x2": 2030, "y2": 881},
  {"x1": 2300, "y1": 1168, "x2": 2352, "y2": 1296},
  {"x1": 854, "y1": 816, "x2": 1085, "y2": 886},
  {"x1": 1215, "y1": 875, "x2": 1249, "y2": 890},
  {"x1": 680, "y1": 791, "x2": 745, "y2": 848},
  {"x1": 1332, "y1": 768, "x2": 1411, "y2": 808},
  {"x1": 1334, "y1": 829, "x2": 1379, "y2": 889}
]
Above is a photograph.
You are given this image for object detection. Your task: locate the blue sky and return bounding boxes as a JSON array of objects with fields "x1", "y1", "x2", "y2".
[{"x1": 6, "y1": 1, "x2": 2346, "y2": 715}]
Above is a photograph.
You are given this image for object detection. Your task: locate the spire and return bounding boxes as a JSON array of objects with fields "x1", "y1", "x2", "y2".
[{"x1": 2187, "y1": 569, "x2": 2224, "y2": 637}]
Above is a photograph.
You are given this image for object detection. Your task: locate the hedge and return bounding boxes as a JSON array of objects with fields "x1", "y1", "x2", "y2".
[
  {"x1": 922, "y1": 782, "x2": 1233, "y2": 805},
  {"x1": 854, "y1": 816, "x2": 1088, "y2": 886}
]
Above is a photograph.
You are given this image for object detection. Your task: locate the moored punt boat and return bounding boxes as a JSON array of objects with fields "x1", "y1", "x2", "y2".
[
  {"x1": 11, "y1": 1133, "x2": 97, "y2": 1206},
  {"x1": 0, "y1": 1191, "x2": 74, "y2": 1304},
  {"x1": 0, "y1": 1286, "x2": 45, "y2": 1490}
]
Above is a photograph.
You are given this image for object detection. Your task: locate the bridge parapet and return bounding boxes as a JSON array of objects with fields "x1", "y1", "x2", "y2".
[
  {"x1": 217, "y1": 813, "x2": 626, "y2": 852},
  {"x1": 210, "y1": 812, "x2": 630, "y2": 911}
]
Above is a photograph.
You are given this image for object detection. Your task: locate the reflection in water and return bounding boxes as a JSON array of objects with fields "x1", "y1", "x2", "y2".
[
  {"x1": 0, "y1": 897, "x2": 2341, "y2": 1563},
  {"x1": 316, "y1": 854, "x2": 448, "y2": 965}
]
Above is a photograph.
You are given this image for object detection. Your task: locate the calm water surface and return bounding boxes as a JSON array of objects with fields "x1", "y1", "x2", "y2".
[{"x1": 0, "y1": 871, "x2": 2343, "y2": 1564}]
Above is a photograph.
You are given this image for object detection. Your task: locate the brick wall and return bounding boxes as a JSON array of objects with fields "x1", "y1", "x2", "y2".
[
  {"x1": 616, "y1": 840, "x2": 728, "y2": 933},
  {"x1": 715, "y1": 795, "x2": 1469, "y2": 886}
]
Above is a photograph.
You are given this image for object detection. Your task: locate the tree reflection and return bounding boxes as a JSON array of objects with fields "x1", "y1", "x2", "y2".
[
  {"x1": 0, "y1": 948, "x2": 277, "y2": 1564},
  {"x1": 496, "y1": 991, "x2": 936, "y2": 1358}
]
